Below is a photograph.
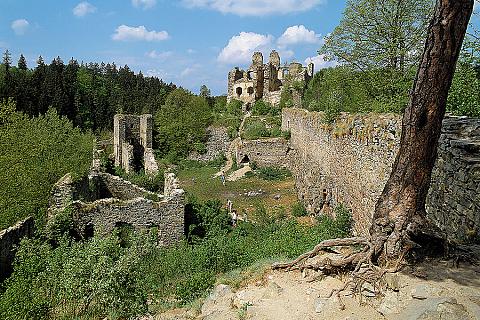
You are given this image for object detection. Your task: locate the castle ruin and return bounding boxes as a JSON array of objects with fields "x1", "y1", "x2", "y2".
[
  {"x1": 114, "y1": 114, "x2": 159, "y2": 175},
  {"x1": 227, "y1": 50, "x2": 314, "y2": 108}
]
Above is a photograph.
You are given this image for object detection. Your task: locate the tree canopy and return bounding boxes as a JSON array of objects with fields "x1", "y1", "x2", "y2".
[{"x1": 320, "y1": 0, "x2": 435, "y2": 71}]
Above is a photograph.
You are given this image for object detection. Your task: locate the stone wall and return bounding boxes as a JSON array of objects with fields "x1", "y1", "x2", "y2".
[
  {"x1": 0, "y1": 217, "x2": 35, "y2": 282},
  {"x1": 188, "y1": 126, "x2": 231, "y2": 162},
  {"x1": 49, "y1": 171, "x2": 185, "y2": 246},
  {"x1": 282, "y1": 108, "x2": 400, "y2": 236},
  {"x1": 235, "y1": 137, "x2": 290, "y2": 168},
  {"x1": 71, "y1": 191, "x2": 184, "y2": 246},
  {"x1": 426, "y1": 117, "x2": 480, "y2": 243},
  {"x1": 282, "y1": 108, "x2": 480, "y2": 242}
]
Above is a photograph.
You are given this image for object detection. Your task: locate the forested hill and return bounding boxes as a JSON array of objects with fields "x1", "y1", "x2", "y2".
[{"x1": 0, "y1": 52, "x2": 177, "y2": 132}]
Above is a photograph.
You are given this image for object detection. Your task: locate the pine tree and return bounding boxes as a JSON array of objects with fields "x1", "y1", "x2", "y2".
[{"x1": 18, "y1": 54, "x2": 27, "y2": 70}]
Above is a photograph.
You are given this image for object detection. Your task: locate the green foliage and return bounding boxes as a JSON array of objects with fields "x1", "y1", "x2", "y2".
[
  {"x1": 0, "y1": 109, "x2": 93, "y2": 229},
  {"x1": 193, "y1": 142, "x2": 207, "y2": 154},
  {"x1": 155, "y1": 88, "x2": 212, "y2": 161},
  {"x1": 447, "y1": 63, "x2": 480, "y2": 117},
  {"x1": 1, "y1": 197, "x2": 352, "y2": 318},
  {"x1": 251, "y1": 100, "x2": 279, "y2": 116},
  {"x1": 213, "y1": 95, "x2": 227, "y2": 113},
  {"x1": 320, "y1": 0, "x2": 434, "y2": 70},
  {"x1": 291, "y1": 202, "x2": 308, "y2": 217},
  {"x1": 0, "y1": 53, "x2": 176, "y2": 131},
  {"x1": 114, "y1": 167, "x2": 165, "y2": 193},
  {"x1": 317, "y1": 204, "x2": 353, "y2": 238},
  {"x1": 241, "y1": 117, "x2": 283, "y2": 140},
  {"x1": 185, "y1": 196, "x2": 232, "y2": 240},
  {"x1": 0, "y1": 235, "x2": 151, "y2": 319},
  {"x1": 0, "y1": 97, "x2": 16, "y2": 124},
  {"x1": 303, "y1": 66, "x2": 413, "y2": 115},
  {"x1": 257, "y1": 167, "x2": 292, "y2": 181},
  {"x1": 226, "y1": 99, "x2": 243, "y2": 116},
  {"x1": 279, "y1": 87, "x2": 294, "y2": 109}
]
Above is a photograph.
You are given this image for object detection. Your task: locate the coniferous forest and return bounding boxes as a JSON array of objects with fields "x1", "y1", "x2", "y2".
[{"x1": 0, "y1": 51, "x2": 176, "y2": 132}]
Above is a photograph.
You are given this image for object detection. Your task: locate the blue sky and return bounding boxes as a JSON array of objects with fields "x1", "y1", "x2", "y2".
[{"x1": 0, "y1": 0, "x2": 478, "y2": 95}]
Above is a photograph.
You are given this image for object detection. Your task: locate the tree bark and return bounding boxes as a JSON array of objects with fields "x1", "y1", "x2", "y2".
[{"x1": 370, "y1": 0, "x2": 474, "y2": 263}]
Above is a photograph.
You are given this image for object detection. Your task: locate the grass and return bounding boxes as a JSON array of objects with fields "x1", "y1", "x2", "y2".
[{"x1": 177, "y1": 164, "x2": 298, "y2": 218}]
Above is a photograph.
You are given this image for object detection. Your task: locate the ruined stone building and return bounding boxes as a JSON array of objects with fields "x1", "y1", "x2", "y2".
[
  {"x1": 114, "y1": 114, "x2": 159, "y2": 175},
  {"x1": 227, "y1": 50, "x2": 314, "y2": 108}
]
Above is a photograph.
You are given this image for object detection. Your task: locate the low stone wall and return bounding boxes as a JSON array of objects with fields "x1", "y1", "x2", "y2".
[
  {"x1": 282, "y1": 108, "x2": 480, "y2": 242},
  {"x1": 235, "y1": 138, "x2": 290, "y2": 168},
  {"x1": 71, "y1": 191, "x2": 184, "y2": 246},
  {"x1": 189, "y1": 126, "x2": 231, "y2": 162},
  {"x1": 49, "y1": 171, "x2": 185, "y2": 246},
  {"x1": 0, "y1": 217, "x2": 35, "y2": 282}
]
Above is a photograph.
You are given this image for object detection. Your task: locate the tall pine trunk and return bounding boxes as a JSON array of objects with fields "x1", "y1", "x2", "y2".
[{"x1": 370, "y1": 0, "x2": 474, "y2": 262}]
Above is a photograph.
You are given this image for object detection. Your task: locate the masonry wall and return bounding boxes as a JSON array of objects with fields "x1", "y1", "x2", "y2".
[
  {"x1": 282, "y1": 108, "x2": 480, "y2": 242},
  {"x1": 71, "y1": 191, "x2": 184, "y2": 246},
  {"x1": 0, "y1": 217, "x2": 35, "y2": 282},
  {"x1": 188, "y1": 126, "x2": 231, "y2": 162},
  {"x1": 235, "y1": 137, "x2": 290, "y2": 168}
]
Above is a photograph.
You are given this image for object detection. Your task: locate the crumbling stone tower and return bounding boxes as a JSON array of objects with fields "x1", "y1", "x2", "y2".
[
  {"x1": 227, "y1": 50, "x2": 314, "y2": 108},
  {"x1": 114, "y1": 114, "x2": 159, "y2": 175}
]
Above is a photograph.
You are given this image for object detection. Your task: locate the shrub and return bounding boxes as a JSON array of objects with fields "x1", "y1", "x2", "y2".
[
  {"x1": 115, "y1": 168, "x2": 165, "y2": 193},
  {"x1": 291, "y1": 202, "x2": 308, "y2": 217},
  {"x1": 1, "y1": 201, "x2": 353, "y2": 318},
  {"x1": 0, "y1": 107, "x2": 93, "y2": 229},
  {"x1": 226, "y1": 99, "x2": 243, "y2": 116},
  {"x1": 251, "y1": 100, "x2": 279, "y2": 116},
  {"x1": 257, "y1": 167, "x2": 292, "y2": 181},
  {"x1": 193, "y1": 142, "x2": 207, "y2": 154}
]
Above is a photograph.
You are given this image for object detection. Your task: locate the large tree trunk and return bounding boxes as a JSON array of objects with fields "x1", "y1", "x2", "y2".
[{"x1": 370, "y1": 0, "x2": 474, "y2": 263}]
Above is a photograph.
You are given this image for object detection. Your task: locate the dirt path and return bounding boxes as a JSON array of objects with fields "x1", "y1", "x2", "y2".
[
  {"x1": 214, "y1": 111, "x2": 251, "y2": 179},
  {"x1": 155, "y1": 259, "x2": 480, "y2": 320}
]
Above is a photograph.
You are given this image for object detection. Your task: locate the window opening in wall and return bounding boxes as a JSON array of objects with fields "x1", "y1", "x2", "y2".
[{"x1": 236, "y1": 87, "x2": 243, "y2": 96}]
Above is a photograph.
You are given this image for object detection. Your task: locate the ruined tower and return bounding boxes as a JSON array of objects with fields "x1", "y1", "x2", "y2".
[
  {"x1": 114, "y1": 114, "x2": 159, "y2": 175},
  {"x1": 226, "y1": 50, "x2": 314, "y2": 107}
]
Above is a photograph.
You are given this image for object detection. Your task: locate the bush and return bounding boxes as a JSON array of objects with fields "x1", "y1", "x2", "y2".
[
  {"x1": 242, "y1": 119, "x2": 270, "y2": 140},
  {"x1": 193, "y1": 142, "x2": 207, "y2": 154},
  {"x1": 0, "y1": 200, "x2": 353, "y2": 318},
  {"x1": 291, "y1": 202, "x2": 308, "y2": 217},
  {"x1": 447, "y1": 63, "x2": 480, "y2": 117},
  {"x1": 0, "y1": 107, "x2": 93, "y2": 229},
  {"x1": 226, "y1": 99, "x2": 243, "y2": 116},
  {"x1": 317, "y1": 204, "x2": 353, "y2": 238},
  {"x1": 251, "y1": 100, "x2": 279, "y2": 116},
  {"x1": 115, "y1": 168, "x2": 165, "y2": 193},
  {"x1": 257, "y1": 167, "x2": 292, "y2": 181}
]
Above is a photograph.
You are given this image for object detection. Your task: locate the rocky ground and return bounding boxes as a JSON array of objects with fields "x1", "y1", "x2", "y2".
[{"x1": 153, "y1": 259, "x2": 480, "y2": 320}]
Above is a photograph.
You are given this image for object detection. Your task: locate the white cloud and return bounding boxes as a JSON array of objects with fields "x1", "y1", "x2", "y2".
[
  {"x1": 112, "y1": 25, "x2": 169, "y2": 42},
  {"x1": 180, "y1": 67, "x2": 196, "y2": 77},
  {"x1": 146, "y1": 50, "x2": 173, "y2": 60},
  {"x1": 11, "y1": 19, "x2": 29, "y2": 35},
  {"x1": 278, "y1": 25, "x2": 321, "y2": 47},
  {"x1": 304, "y1": 54, "x2": 338, "y2": 70},
  {"x1": 73, "y1": 2, "x2": 97, "y2": 17},
  {"x1": 218, "y1": 32, "x2": 274, "y2": 64},
  {"x1": 187, "y1": 49, "x2": 196, "y2": 54},
  {"x1": 132, "y1": 0, "x2": 156, "y2": 9},
  {"x1": 182, "y1": 0, "x2": 325, "y2": 16}
]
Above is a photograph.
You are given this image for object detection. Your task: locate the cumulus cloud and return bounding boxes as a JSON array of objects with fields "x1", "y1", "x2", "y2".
[
  {"x1": 182, "y1": 0, "x2": 325, "y2": 16},
  {"x1": 11, "y1": 19, "x2": 30, "y2": 35},
  {"x1": 304, "y1": 54, "x2": 338, "y2": 70},
  {"x1": 112, "y1": 25, "x2": 169, "y2": 41},
  {"x1": 146, "y1": 50, "x2": 173, "y2": 60},
  {"x1": 73, "y1": 2, "x2": 97, "y2": 17},
  {"x1": 132, "y1": 0, "x2": 156, "y2": 9},
  {"x1": 218, "y1": 32, "x2": 274, "y2": 64},
  {"x1": 278, "y1": 25, "x2": 321, "y2": 47}
]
